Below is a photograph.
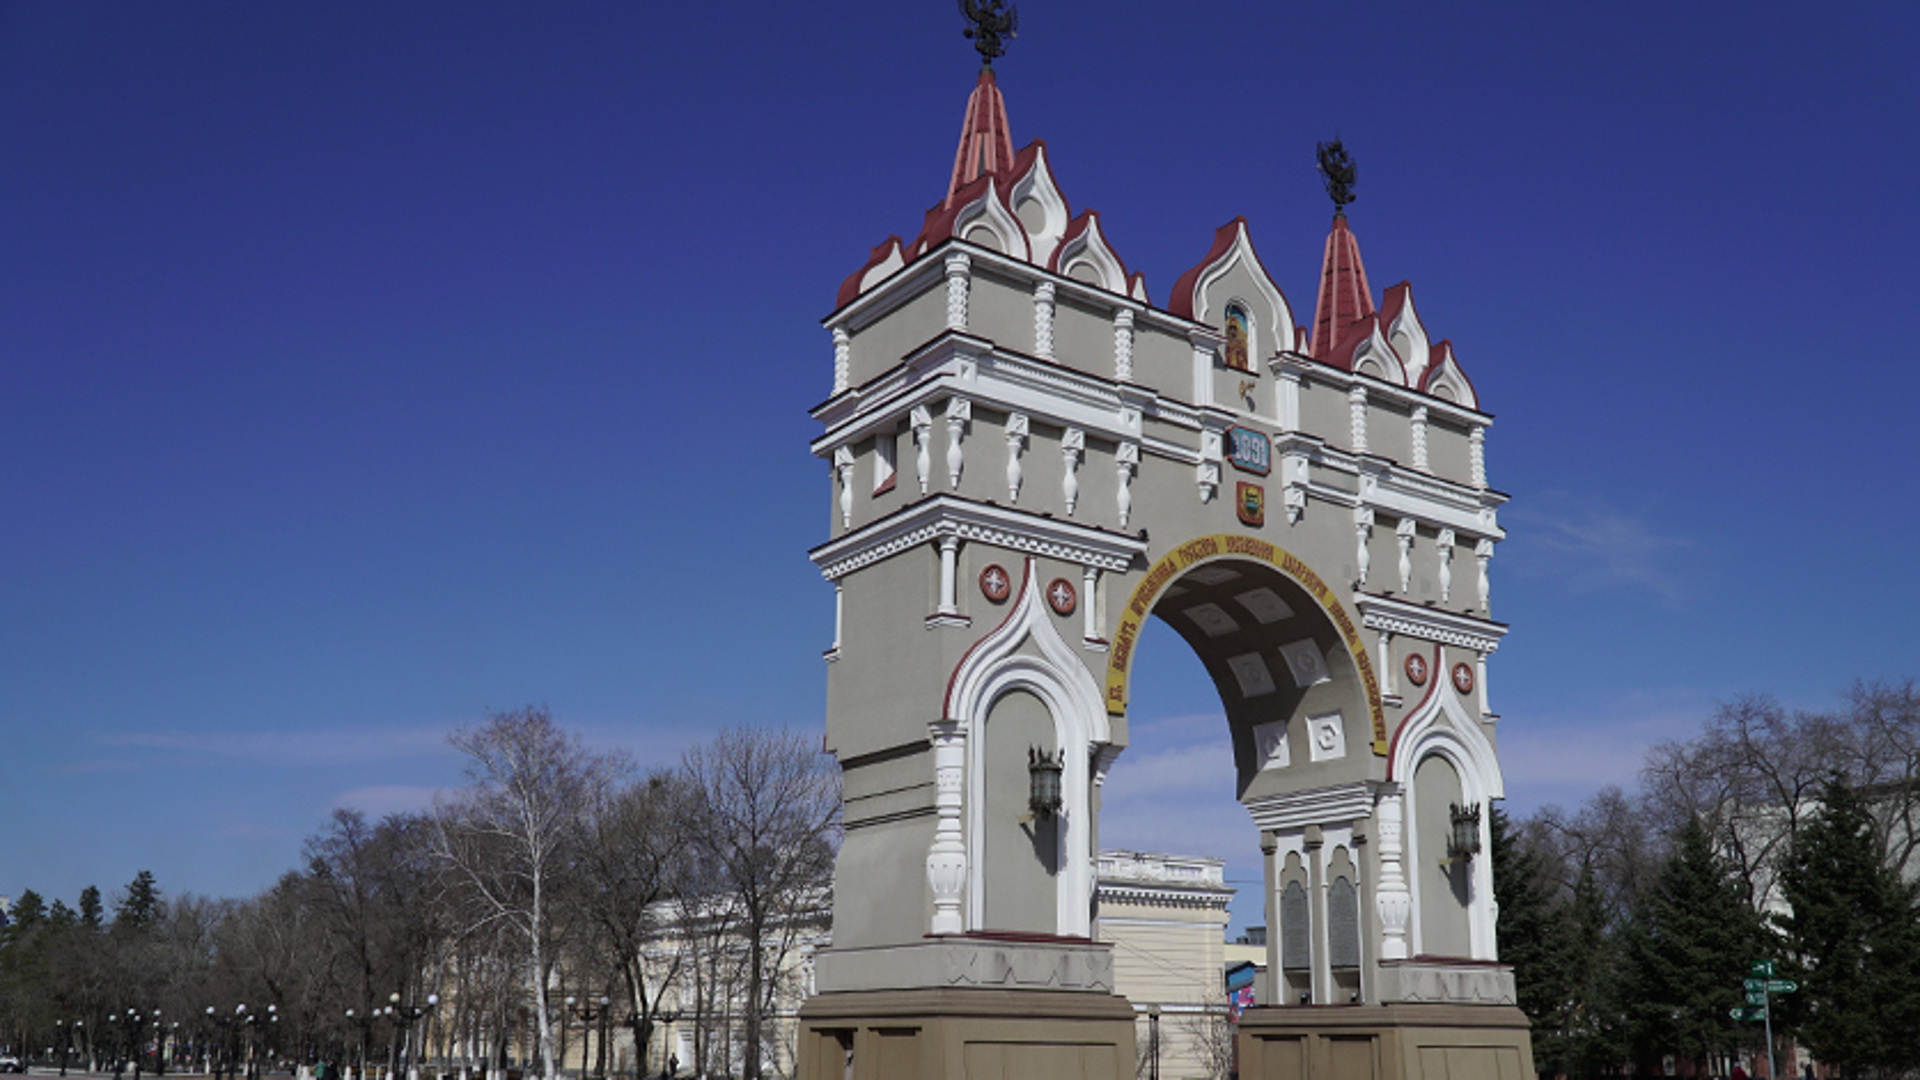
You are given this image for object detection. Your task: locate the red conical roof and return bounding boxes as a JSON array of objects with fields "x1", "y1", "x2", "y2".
[
  {"x1": 946, "y1": 68, "x2": 1013, "y2": 208},
  {"x1": 1310, "y1": 212, "x2": 1375, "y2": 360}
]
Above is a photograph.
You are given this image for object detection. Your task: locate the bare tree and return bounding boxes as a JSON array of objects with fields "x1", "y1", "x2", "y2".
[
  {"x1": 435, "y1": 707, "x2": 625, "y2": 1080},
  {"x1": 681, "y1": 727, "x2": 838, "y2": 1080}
]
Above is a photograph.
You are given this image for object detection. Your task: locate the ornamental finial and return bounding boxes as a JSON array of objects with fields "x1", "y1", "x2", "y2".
[
  {"x1": 960, "y1": 0, "x2": 1019, "y2": 67},
  {"x1": 1317, "y1": 138, "x2": 1357, "y2": 213}
]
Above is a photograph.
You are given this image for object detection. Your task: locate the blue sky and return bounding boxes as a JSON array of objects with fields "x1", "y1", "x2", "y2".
[{"x1": 5, "y1": 2, "x2": 1917, "y2": 926}]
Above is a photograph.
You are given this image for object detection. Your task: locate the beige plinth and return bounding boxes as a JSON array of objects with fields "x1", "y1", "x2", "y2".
[
  {"x1": 796, "y1": 987, "x2": 1138, "y2": 1080},
  {"x1": 1237, "y1": 1003, "x2": 1534, "y2": 1080}
]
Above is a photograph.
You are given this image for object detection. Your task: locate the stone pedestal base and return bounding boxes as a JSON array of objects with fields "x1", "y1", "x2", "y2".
[
  {"x1": 1237, "y1": 1003, "x2": 1534, "y2": 1080},
  {"x1": 795, "y1": 986, "x2": 1137, "y2": 1080}
]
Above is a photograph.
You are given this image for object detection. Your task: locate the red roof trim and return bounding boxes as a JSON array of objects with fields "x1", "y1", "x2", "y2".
[
  {"x1": 835, "y1": 235, "x2": 904, "y2": 310},
  {"x1": 1167, "y1": 218, "x2": 1245, "y2": 320}
]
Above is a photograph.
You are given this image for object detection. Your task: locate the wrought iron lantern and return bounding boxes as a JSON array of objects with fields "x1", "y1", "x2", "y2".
[
  {"x1": 1445, "y1": 801, "x2": 1483, "y2": 864},
  {"x1": 1027, "y1": 746, "x2": 1064, "y2": 819}
]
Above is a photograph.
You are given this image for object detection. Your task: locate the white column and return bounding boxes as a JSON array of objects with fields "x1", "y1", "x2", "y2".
[
  {"x1": 831, "y1": 325, "x2": 851, "y2": 395},
  {"x1": 1190, "y1": 331, "x2": 1215, "y2": 407},
  {"x1": 1005, "y1": 412, "x2": 1028, "y2": 503},
  {"x1": 944, "y1": 251, "x2": 971, "y2": 331},
  {"x1": 945, "y1": 398, "x2": 970, "y2": 489},
  {"x1": 1378, "y1": 629, "x2": 1396, "y2": 698},
  {"x1": 834, "y1": 445, "x2": 856, "y2": 528},
  {"x1": 1411, "y1": 403, "x2": 1429, "y2": 472},
  {"x1": 911, "y1": 405, "x2": 933, "y2": 495},
  {"x1": 1475, "y1": 537, "x2": 1494, "y2": 614},
  {"x1": 1116, "y1": 441, "x2": 1138, "y2": 527},
  {"x1": 1349, "y1": 384, "x2": 1369, "y2": 455},
  {"x1": 1113, "y1": 309, "x2": 1135, "y2": 382},
  {"x1": 1436, "y1": 528, "x2": 1455, "y2": 604},
  {"x1": 1375, "y1": 788, "x2": 1411, "y2": 960},
  {"x1": 926, "y1": 720, "x2": 968, "y2": 934},
  {"x1": 832, "y1": 582, "x2": 844, "y2": 653},
  {"x1": 1276, "y1": 369, "x2": 1302, "y2": 432},
  {"x1": 1061, "y1": 427, "x2": 1084, "y2": 515},
  {"x1": 1396, "y1": 518, "x2": 1416, "y2": 594},
  {"x1": 1033, "y1": 281, "x2": 1056, "y2": 360},
  {"x1": 1478, "y1": 654, "x2": 1492, "y2": 718},
  {"x1": 1469, "y1": 424, "x2": 1487, "y2": 489},
  {"x1": 1354, "y1": 508, "x2": 1374, "y2": 586},
  {"x1": 1082, "y1": 565, "x2": 1099, "y2": 642},
  {"x1": 936, "y1": 536, "x2": 960, "y2": 617}
]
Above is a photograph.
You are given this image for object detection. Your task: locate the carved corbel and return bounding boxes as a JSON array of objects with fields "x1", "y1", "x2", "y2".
[
  {"x1": 911, "y1": 405, "x2": 934, "y2": 495},
  {"x1": 1475, "y1": 536, "x2": 1495, "y2": 614},
  {"x1": 833, "y1": 444, "x2": 856, "y2": 527},
  {"x1": 945, "y1": 398, "x2": 971, "y2": 489},
  {"x1": 1396, "y1": 518, "x2": 1417, "y2": 593},
  {"x1": 1436, "y1": 528, "x2": 1456, "y2": 603},
  {"x1": 1005, "y1": 412, "x2": 1029, "y2": 503},
  {"x1": 1354, "y1": 507, "x2": 1374, "y2": 586},
  {"x1": 1116, "y1": 441, "x2": 1139, "y2": 527}
]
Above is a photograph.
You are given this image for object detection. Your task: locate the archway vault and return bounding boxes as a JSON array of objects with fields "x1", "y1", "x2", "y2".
[{"x1": 1104, "y1": 533, "x2": 1387, "y2": 756}]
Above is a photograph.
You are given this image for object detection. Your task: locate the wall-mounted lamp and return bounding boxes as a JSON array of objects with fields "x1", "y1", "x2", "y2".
[
  {"x1": 1025, "y1": 746, "x2": 1064, "y2": 821},
  {"x1": 1443, "y1": 801, "x2": 1483, "y2": 865}
]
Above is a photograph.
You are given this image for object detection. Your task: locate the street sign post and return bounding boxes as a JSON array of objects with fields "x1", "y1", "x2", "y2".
[
  {"x1": 1766, "y1": 980, "x2": 1798, "y2": 994},
  {"x1": 1728, "y1": 1006, "x2": 1768, "y2": 1022},
  {"x1": 1739, "y1": 962, "x2": 1796, "y2": 1080},
  {"x1": 1750, "y1": 961, "x2": 1775, "y2": 977}
]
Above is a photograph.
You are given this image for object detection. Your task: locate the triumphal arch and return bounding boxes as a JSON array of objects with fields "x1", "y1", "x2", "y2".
[{"x1": 798, "y1": 15, "x2": 1531, "y2": 1079}]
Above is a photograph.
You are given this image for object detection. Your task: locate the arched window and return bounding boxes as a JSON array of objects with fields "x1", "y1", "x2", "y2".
[{"x1": 1224, "y1": 303, "x2": 1251, "y2": 371}]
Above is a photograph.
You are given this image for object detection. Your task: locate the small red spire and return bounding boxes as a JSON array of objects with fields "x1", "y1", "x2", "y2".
[
  {"x1": 1310, "y1": 212, "x2": 1374, "y2": 360},
  {"x1": 946, "y1": 68, "x2": 1013, "y2": 207}
]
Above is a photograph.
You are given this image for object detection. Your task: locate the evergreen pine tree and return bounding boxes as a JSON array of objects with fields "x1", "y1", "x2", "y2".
[
  {"x1": 77, "y1": 885, "x2": 103, "y2": 927},
  {"x1": 1776, "y1": 776, "x2": 1920, "y2": 1078},
  {"x1": 114, "y1": 870, "x2": 164, "y2": 929},
  {"x1": 1617, "y1": 817, "x2": 1765, "y2": 1073},
  {"x1": 1493, "y1": 806, "x2": 1580, "y2": 1074}
]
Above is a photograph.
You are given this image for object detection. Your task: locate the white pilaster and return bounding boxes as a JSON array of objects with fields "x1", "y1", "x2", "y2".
[
  {"x1": 1469, "y1": 425, "x2": 1487, "y2": 489},
  {"x1": 1190, "y1": 332, "x2": 1215, "y2": 407},
  {"x1": 1411, "y1": 403, "x2": 1429, "y2": 472},
  {"x1": 1113, "y1": 309, "x2": 1135, "y2": 383},
  {"x1": 831, "y1": 325, "x2": 851, "y2": 395},
  {"x1": 1276, "y1": 368, "x2": 1302, "y2": 432},
  {"x1": 1033, "y1": 280, "x2": 1056, "y2": 360},
  {"x1": 926, "y1": 720, "x2": 968, "y2": 935},
  {"x1": 1082, "y1": 564, "x2": 1099, "y2": 643},
  {"x1": 832, "y1": 582, "x2": 844, "y2": 653},
  {"x1": 936, "y1": 536, "x2": 960, "y2": 617},
  {"x1": 1478, "y1": 654, "x2": 1492, "y2": 718},
  {"x1": 1378, "y1": 629, "x2": 1396, "y2": 698},
  {"x1": 1375, "y1": 789, "x2": 1411, "y2": 960},
  {"x1": 1349, "y1": 384, "x2": 1369, "y2": 456},
  {"x1": 944, "y1": 250, "x2": 971, "y2": 331}
]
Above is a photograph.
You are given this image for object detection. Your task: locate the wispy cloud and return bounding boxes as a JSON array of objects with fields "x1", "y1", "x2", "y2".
[
  {"x1": 1504, "y1": 492, "x2": 1696, "y2": 607},
  {"x1": 1098, "y1": 711, "x2": 1252, "y2": 861},
  {"x1": 1497, "y1": 688, "x2": 1714, "y2": 813},
  {"x1": 93, "y1": 725, "x2": 452, "y2": 768},
  {"x1": 330, "y1": 785, "x2": 442, "y2": 818}
]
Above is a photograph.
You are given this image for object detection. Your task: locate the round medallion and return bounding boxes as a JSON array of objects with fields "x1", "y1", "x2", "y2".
[
  {"x1": 979, "y1": 564, "x2": 1012, "y2": 603},
  {"x1": 1451, "y1": 662, "x2": 1475, "y2": 695},
  {"x1": 1403, "y1": 652, "x2": 1429, "y2": 687},
  {"x1": 1046, "y1": 577, "x2": 1077, "y2": 616}
]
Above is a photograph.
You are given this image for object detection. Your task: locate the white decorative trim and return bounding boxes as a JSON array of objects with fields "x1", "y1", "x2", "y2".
[
  {"x1": 1436, "y1": 528, "x2": 1455, "y2": 603},
  {"x1": 1392, "y1": 671, "x2": 1505, "y2": 960},
  {"x1": 1113, "y1": 309, "x2": 1135, "y2": 383},
  {"x1": 1348, "y1": 384, "x2": 1369, "y2": 456},
  {"x1": 1375, "y1": 785, "x2": 1411, "y2": 960},
  {"x1": 831, "y1": 325, "x2": 851, "y2": 395},
  {"x1": 945, "y1": 397, "x2": 970, "y2": 489},
  {"x1": 1475, "y1": 536, "x2": 1494, "y2": 615},
  {"x1": 1355, "y1": 594, "x2": 1507, "y2": 654},
  {"x1": 810, "y1": 494, "x2": 1147, "y2": 581},
  {"x1": 911, "y1": 405, "x2": 933, "y2": 495},
  {"x1": 1185, "y1": 220, "x2": 1296, "y2": 366},
  {"x1": 1244, "y1": 782, "x2": 1376, "y2": 832},
  {"x1": 1060, "y1": 427, "x2": 1084, "y2": 515},
  {"x1": 951, "y1": 179, "x2": 1031, "y2": 264},
  {"x1": 1055, "y1": 215, "x2": 1129, "y2": 295},
  {"x1": 944, "y1": 250, "x2": 971, "y2": 331},
  {"x1": 926, "y1": 719, "x2": 968, "y2": 934},
  {"x1": 1032, "y1": 280, "x2": 1056, "y2": 360},
  {"x1": 949, "y1": 559, "x2": 1112, "y2": 937},
  {"x1": 1116, "y1": 441, "x2": 1138, "y2": 527},
  {"x1": 1469, "y1": 425, "x2": 1487, "y2": 490},
  {"x1": 1005, "y1": 411, "x2": 1028, "y2": 503},
  {"x1": 1008, "y1": 144, "x2": 1069, "y2": 266},
  {"x1": 1386, "y1": 290, "x2": 1433, "y2": 386},
  {"x1": 1396, "y1": 518, "x2": 1417, "y2": 594},
  {"x1": 834, "y1": 445, "x2": 856, "y2": 528},
  {"x1": 1410, "y1": 404, "x2": 1429, "y2": 472},
  {"x1": 1354, "y1": 507, "x2": 1374, "y2": 587}
]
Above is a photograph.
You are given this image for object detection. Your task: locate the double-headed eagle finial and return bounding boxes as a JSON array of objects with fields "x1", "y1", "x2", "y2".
[
  {"x1": 960, "y1": 0, "x2": 1019, "y2": 67},
  {"x1": 1317, "y1": 138, "x2": 1358, "y2": 213}
]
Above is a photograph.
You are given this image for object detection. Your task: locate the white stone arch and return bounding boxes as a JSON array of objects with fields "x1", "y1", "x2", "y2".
[
  {"x1": 1389, "y1": 655, "x2": 1503, "y2": 960},
  {"x1": 947, "y1": 557, "x2": 1111, "y2": 938}
]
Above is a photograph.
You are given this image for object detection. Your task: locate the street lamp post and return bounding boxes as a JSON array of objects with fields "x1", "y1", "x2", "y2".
[
  {"x1": 344, "y1": 1009, "x2": 374, "y2": 1080},
  {"x1": 567, "y1": 997, "x2": 610, "y2": 1080},
  {"x1": 151, "y1": 1011, "x2": 165, "y2": 1076},
  {"x1": 385, "y1": 993, "x2": 437, "y2": 1080}
]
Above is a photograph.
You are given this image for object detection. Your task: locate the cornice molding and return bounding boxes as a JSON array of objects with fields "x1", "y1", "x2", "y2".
[
  {"x1": 1354, "y1": 594, "x2": 1509, "y2": 653},
  {"x1": 1244, "y1": 781, "x2": 1377, "y2": 832},
  {"x1": 810, "y1": 494, "x2": 1147, "y2": 581}
]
